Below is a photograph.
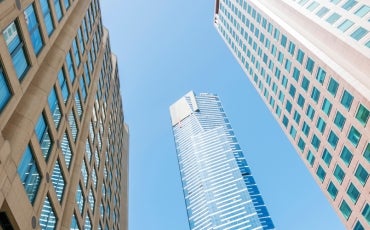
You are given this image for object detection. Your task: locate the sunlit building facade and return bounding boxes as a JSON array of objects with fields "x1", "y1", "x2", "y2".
[
  {"x1": 214, "y1": 0, "x2": 370, "y2": 229},
  {"x1": 170, "y1": 91, "x2": 274, "y2": 230},
  {"x1": 0, "y1": 0, "x2": 128, "y2": 229}
]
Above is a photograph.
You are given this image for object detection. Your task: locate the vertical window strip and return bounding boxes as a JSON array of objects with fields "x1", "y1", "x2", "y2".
[
  {"x1": 57, "y1": 69, "x2": 69, "y2": 103},
  {"x1": 75, "y1": 92, "x2": 83, "y2": 118},
  {"x1": 53, "y1": 0, "x2": 63, "y2": 21},
  {"x1": 39, "y1": 0, "x2": 54, "y2": 36},
  {"x1": 48, "y1": 87, "x2": 62, "y2": 127},
  {"x1": 39, "y1": 196, "x2": 58, "y2": 229},
  {"x1": 24, "y1": 4, "x2": 44, "y2": 54},
  {"x1": 76, "y1": 183, "x2": 84, "y2": 214},
  {"x1": 17, "y1": 145, "x2": 41, "y2": 204},
  {"x1": 66, "y1": 52, "x2": 75, "y2": 83},
  {"x1": 72, "y1": 38, "x2": 80, "y2": 67},
  {"x1": 35, "y1": 113, "x2": 53, "y2": 160},
  {"x1": 61, "y1": 132, "x2": 72, "y2": 169},
  {"x1": 0, "y1": 67, "x2": 11, "y2": 112},
  {"x1": 81, "y1": 158, "x2": 88, "y2": 186},
  {"x1": 51, "y1": 160, "x2": 65, "y2": 202},
  {"x1": 69, "y1": 110, "x2": 78, "y2": 142}
]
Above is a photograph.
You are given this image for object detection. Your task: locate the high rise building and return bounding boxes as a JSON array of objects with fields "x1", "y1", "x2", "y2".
[
  {"x1": 170, "y1": 91, "x2": 274, "y2": 230},
  {"x1": 0, "y1": 0, "x2": 128, "y2": 229},
  {"x1": 214, "y1": 0, "x2": 370, "y2": 229}
]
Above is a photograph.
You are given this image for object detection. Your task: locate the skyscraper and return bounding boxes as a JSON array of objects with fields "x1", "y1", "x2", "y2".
[
  {"x1": 0, "y1": 0, "x2": 128, "y2": 229},
  {"x1": 214, "y1": 0, "x2": 370, "y2": 229},
  {"x1": 170, "y1": 91, "x2": 274, "y2": 230}
]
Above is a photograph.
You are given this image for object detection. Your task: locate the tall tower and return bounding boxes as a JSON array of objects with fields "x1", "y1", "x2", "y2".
[
  {"x1": 214, "y1": 0, "x2": 370, "y2": 229},
  {"x1": 170, "y1": 91, "x2": 274, "y2": 230},
  {"x1": 0, "y1": 0, "x2": 128, "y2": 229}
]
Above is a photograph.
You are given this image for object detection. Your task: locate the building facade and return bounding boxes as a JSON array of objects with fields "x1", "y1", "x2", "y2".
[
  {"x1": 0, "y1": 0, "x2": 128, "y2": 229},
  {"x1": 170, "y1": 91, "x2": 274, "y2": 230},
  {"x1": 214, "y1": 0, "x2": 370, "y2": 229}
]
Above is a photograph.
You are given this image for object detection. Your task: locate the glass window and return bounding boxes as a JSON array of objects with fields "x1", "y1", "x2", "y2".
[
  {"x1": 17, "y1": 145, "x2": 41, "y2": 204},
  {"x1": 340, "y1": 146, "x2": 353, "y2": 166},
  {"x1": 77, "y1": 28, "x2": 85, "y2": 54},
  {"x1": 64, "y1": 0, "x2": 70, "y2": 10},
  {"x1": 39, "y1": 0, "x2": 54, "y2": 36},
  {"x1": 356, "y1": 104, "x2": 369, "y2": 126},
  {"x1": 307, "y1": 1, "x2": 319, "y2": 11},
  {"x1": 70, "y1": 213, "x2": 80, "y2": 230},
  {"x1": 48, "y1": 87, "x2": 61, "y2": 128},
  {"x1": 316, "y1": 67, "x2": 326, "y2": 84},
  {"x1": 316, "y1": 165, "x2": 326, "y2": 182},
  {"x1": 334, "y1": 111, "x2": 346, "y2": 130},
  {"x1": 311, "y1": 87, "x2": 320, "y2": 103},
  {"x1": 79, "y1": 76, "x2": 87, "y2": 101},
  {"x1": 76, "y1": 183, "x2": 84, "y2": 214},
  {"x1": 355, "y1": 164, "x2": 369, "y2": 186},
  {"x1": 298, "y1": 138, "x2": 305, "y2": 152},
  {"x1": 85, "y1": 214, "x2": 92, "y2": 230},
  {"x1": 88, "y1": 189, "x2": 95, "y2": 213},
  {"x1": 322, "y1": 149, "x2": 332, "y2": 166},
  {"x1": 24, "y1": 4, "x2": 44, "y2": 55},
  {"x1": 339, "y1": 200, "x2": 352, "y2": 220},
  {"x1": 362, "y1": 203, "x2": 370, "y2": 225},
  {"x1": 3, "y1": 21, "x2": 30, "y2": 79},
  {"x1": 337, "y1": 19, "x2": 354, "y2": 32},
  {"x1": 301, "y1": 76, "x2": 310, "y2": 91},
  {"x1": 288, "y1": 41, "x2": 295, "y2": 55},
  {"x1": 326, "y1": 13, "x2": 341, "y2": 24},
  {"x1": 35, "y1": 113, "x2": 53, "y2": 160},
  {"x1": 53, "y1": 0, "x2": 63, "y2": 21},
  {"x1": 302, "y1": 122, "x2": 310, "y2": 137},
  {"x1": 296, "y1": 49, "x2": 305, "y2": 64},
  {"x1": 61, "y1": 132, "x2": 73, "y2": 169},
  {"x1": 364, "y1": 143, "x2": 370, "y2": 163},
  {"x1": 316, "y1": 117, "x2": 326, "y2": 133},
  {"x1": 322, "y1": 98, "x2": 332, "y2": 116},
  {"x1": 348, "y1": 126, "x2": 361, "y2": 147},
  {"x1": 75, "y1": 93, "x2": 83, "y2": 119},
  {"x1": 342, "y1": 0, "x2": 358, "y2": 10},
  {"x1": 327, "y1": 181, "x2": 338, "y2": 200},
  {"x1": 347, "y1": 183, "x2": 360, "y2": 203},
  {"x1": 81, "y1": 158, "x2": 88, "y2": 186},
  {"x1": 328, "y1": 131, "x2": 339, "y2": 149},
  {"x1": 72, "y1": 38, "x2": 80, "y2": 67},
  {"x1": 290, "y1": 126, "x2": 297, "y2": 139},
  {"x1": 327, "y1": 78, "x2": 339, "y2": 96},
  {"x1": 66, "y1": 52, "x2": 75, "y2": 83},
  {"x1": 334, "y1": 164, "x2": 345, "y2": 184},
  {"x1": 316, "y1": 7, "x2": 329, "y2": 17},
  {"x1": 51, "y1": 160, "x2": 65, "y2": 202},
  {"x1": 305, "y1": 57, "x2": 315, "y2": 73},
  {"x1": 355, "y1": 5, "x2": 370, "y2": 17},
  {"x1": 306, "y1": 105, "x2": 315, "y2": 120},
  {"x1": 69, "y1": 111, "x2": 78, "y2": 142},
  {"x1": 297, "y1": 94, "x2": 305, "y2": 108},
  {"x1": 340, "y1": 90, "x2": 353, "y2": 110},
  {"x1": 353, "y1": 221, "x2": 364, "y2": 230},
  {"x1": 0, "y1": 67, "x2": 11, "y2": 112},
  {"x1": 285, "y1": 100, "x2": 292, "y2": 113},
  {"x1": 289, "y1": 85, "x2": 296, "y2": 98},
  {"x1": 351, "y1": 27, "x2": 368, "y2": 41},
  {"x1": 57, "y1": 68, "x2": 69, "y2": 103},
  {"x1": 39, "y1": 196, "x2": 57, "y2": 229},
  {"x1": 311, "y1": 134, "x2": 321, "y2": 150},
  {"x1": 292, "y1": 67, "x2": 300, "y2": 82}
]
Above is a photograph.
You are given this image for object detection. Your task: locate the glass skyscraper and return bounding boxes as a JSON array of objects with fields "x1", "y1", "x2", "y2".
[
  {"x1": 214, "y1": 0, "x2": 370, "y2": 229},
  {"x1": 0, "y1": 1, "x2": 128, "y2": 229},
  {"x1": 170, "y1": 91, "x2": 274, "y2": 230}
]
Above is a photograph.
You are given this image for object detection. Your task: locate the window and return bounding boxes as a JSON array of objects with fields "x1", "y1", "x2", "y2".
[
  {"x1": 316, "y1": 117, "x2": 326, "y2": 133},
  {"x1": 340, "y1": 146, "x2": 353, "y2": 166},
  {"x1": 347, "y1": 183, "x2": 360, "y2": 203},
  {"x1": 296, "y1": 49, "x2": 305, "y2": 64},
  {"x1": 85, "y1": 213, "x2": 92, "y2": 230},
  {"x1": 362, "y1": 203, "x2": 370, "y2": 225},
  {"x1": 364, "y1": 143, "x2": 370, "y2": 163},
  {"x1": 311, "y1": 87, "x2": 320, "y2": 103},
  {"x1": 61, "y1": 132, "x2": 73, "y2": 169},
  {"x1": 290, "y1": 126, "x2": 297, "y2": 139},
  {"x1": 337, "y1": 19, "x2": 354, "y2": 32},
  {"x1": 64, "y1": 0, "x2": 70, "y2": 10},
  {"x1": 39, "y1": 196, "x2": 57, "y2": 229},
  {"x1": 307, "y1": 1, "x2": 319, "y2": 11},
  {"x1": 353, "y1": 221, "x2": 364, "y2": 230},
  {"x1": 339, "y1": 200, "x2": 352, "y2": 220},
  {"x1": 351, "y1": 27, "x2": 368, "y2": 41},
  {"x1": 301, "y1": 76, "x2": 310, "y2": 91},
  {"x1": 72, "y1": 38, "x2": 80, "y2": 67},
  {"x1": 35, "y1": 113, "x2": 53, "y2": 160},
  {"x1": 58, "y1": 68, "x2": 69, "y2": 103},
  {"x1": 76, "y1": 183, "x2": 84, "y2": 214},
  {"x1": 327, "y1": 182, "x2": 338, "y2": 200},
  {"x1": 311, "y1": 134, "x2": 321, "y2": 150},
  {"x1": 292, "y1": 67, "x2": 300, "y2": 82},
  {"x1": 289, "y1": 85, "x2": 296, "y2": 98},
  {"x1": 327, "y1": 78, "x2": 339, "y2": 96},
  {"x1": 340, "y1": 90, "x2": 353, "y2": 110},
  {"x1": 298, "y1": 138, "x2": 305, "y2": 152},
  {"x1": 316, "y1": 67, "x2": 326, "y2": 85},
  {"x1": 285, "y1": 100, "x2": 292, "y2": 113},
  {"x1": 88, "y1": 189, "x2": 95, "y2": 213},
  {"x1": 306, "y1": 105, "x2": 315, "y2": 120},
  {"x1": 297, "y1": 94, "x2": 305, "y2": 108},
  {"x1": 348, "y1": 126, "x2": 361, "y2": 147},
  {"x1": 355, "y1": 164, "x2": 369, "y2": 186},
  {"x1": 51, "y1": 160, "x2": 65, "y2": 202},
  {"x1": 342, "y1": 0, "x2": 358, "y2": 10},
  {"x1": 53, "y1": 0, "x2": 63, "y2": 21},
  {"x1": 302, "y1": 122, "x2": 310, "y2": 137},
  {"x1": 69, "y1": 111, "x2": 78, "y2": 142},
  {"x1": 17, "y1": 145, "x2": 41, "y2": 204},
  {"x1": 356, "y1": 104, "x2": 369, "y2": 126},
  {"x1": 39, "y1": 0, "x2": 54, "y2": 36},
  {"x1": 77, "y1": 28, "x2": 85, "y2": 54},
  {"x1": 288, "y1": 41, "x2": 295, "y2": 55},
  {"x1": 316, "y1": 7, "x2": 329, "y2": 17},
  {"x1": 81, "y1": 159, "x2": 88, "y2": 186},
  {"x1": 3, "y1": 21, "x2": 30, "y2": 79},
  {"x1": 355, "y1": 5, "x2": 370, "y2": 17},
  {"x1": 316, "y1": 165, "x2": 326, "y2": 182},
  {"x1": 75, "y1": 93, "x2": 83, "y2": 119},
  {"x1": 326, "y1": 13, "x2": 341, "y2": 24},
  {"x1": 66, "y1": 52, "x2": 75, "y2": 83},
  {"x1": 293, "y1": 111, "x2": 301, "y2": 124},
  {"x1": 0, "y1": 67, "x2": 11, "y2": 112},
  {"x1": 70, "y1": 214, "x2": 79, "y2": 230},
  {"x1": 322, "y1": 149, "x2": 332, "y2": 166},
  {"x1": 321, "y1": 98, "x2": 332, "y2": 116},
  {"x1": 24, "y1": 4, "x2": 44, "y2": 55},
  {"x1": 334, "y1": 165, "x2": 345, "y2": 184},
  {"x1": 328, "y1": 131, "x2": 339, "y2": 149},
  {"x1": 334, "y1": 111, "x2": 346, "y2": 130},
  {"x1": 48, "y1": 87, "x2": 62, "y2": 128},
  {"x1": 305, "y1": 57, "x2": 315, "y2": 73}
]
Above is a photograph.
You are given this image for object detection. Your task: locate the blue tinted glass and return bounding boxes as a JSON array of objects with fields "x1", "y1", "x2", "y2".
[
  {"x1": 64, "y1": 0, "x2": 70, "y2": 9},
  {"x1": 69, "y1": 111, "x2": 78, "y2": 141},
  {"x1": 53, "y1": 0, "x2": 63, "y2": 21},
  {"x1": 48, "y1": 87, "x2": 61, "y2": 127},
  {"x1": 57, "y1": 69, "x2": 69, "y2": 103},
  {"x1": 39, "y1": 196, "x2": 57, "y2": 229},
  {"x1": 24, "y1": 4, "x2": 43, "y2": 54},
  {"x1": 0, "y1": 68, "x2": 11, "y2": 112},
  {"x1": 61, "y1": 132, "x2": 72, "y2": 169},
  {"x1": 39, "y1": 0, "x2": 54, "y2": 36},
  {"x1": 17, "y1": 145, "x2": 41, "y2": 204},
  {"x1": 66, "y1": 52, "x2": 75, "y2": 83},
  {"x1": 76, "y1": 183, "x2": 84, "y2": 213},
  {"x1": 70, "y1": 214, "x2": 79, "y2": 230},
  {"x1": 35, "y1": 113, "x2": 53, "y2": 160},
  {"x1": 72, "y1": 38, "x2": 80, "y2": 66},
  {"x1": 51, "y1": 160, "x2": 65, "y2": 202}
]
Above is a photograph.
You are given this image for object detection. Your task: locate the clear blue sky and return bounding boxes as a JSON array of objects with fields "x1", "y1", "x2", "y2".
[{"x1": 101, "y1": 1, "x2": 345, "y2": 230}]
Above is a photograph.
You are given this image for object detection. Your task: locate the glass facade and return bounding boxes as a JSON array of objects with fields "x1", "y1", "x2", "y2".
[{"x1": 170, "y1": 91, "x2": 274, "y2": 229}]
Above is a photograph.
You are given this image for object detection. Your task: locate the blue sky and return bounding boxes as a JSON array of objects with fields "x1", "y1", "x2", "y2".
[{"x1": 101, "y1": 1, "x2": 345, "y2": 229}]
